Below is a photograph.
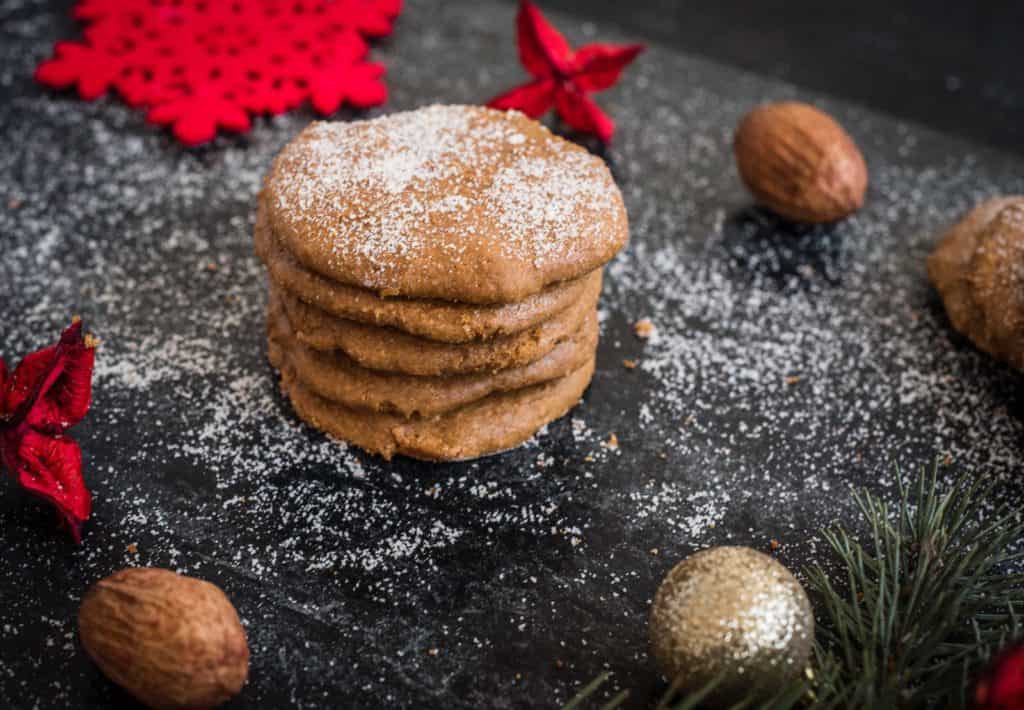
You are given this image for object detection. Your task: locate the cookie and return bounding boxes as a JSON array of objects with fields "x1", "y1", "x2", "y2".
[
  {"x1": 268, "y1": 299, "x2": 598, "y2": 417},
  {"x1": 255, "y1": 206, "x2": 599, "y2": 343},
  {"x1": 272, "y1": 271, "x2": 601, "y2": 376},
  {"x1": 271, "y1": 348, "x2": 596, "y2": 461},
  {"x1": 261, "y1": 105, "x2": 628, "y2": 303},
  {"x1": 928, "y1": 197, "x2": 1024, "y2": 370}
]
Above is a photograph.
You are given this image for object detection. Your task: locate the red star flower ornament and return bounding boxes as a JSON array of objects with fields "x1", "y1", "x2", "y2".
[
  {"x1": 488, "y1": 0, "x2": 645, "y2": 143},
  {"x1": 0, "y1": 318, "x2": 98, "y2": 542}
]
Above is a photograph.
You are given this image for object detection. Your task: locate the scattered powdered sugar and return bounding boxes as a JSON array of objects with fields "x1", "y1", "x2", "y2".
[
  {"x1": 626, "y1": 480, "x2": 728, "y2": 539},
  {"x1": 487, "y1": 151, "x2": 616, "y2": 268},
  {"x1": 2, "y1": 0, "x2": 1024, "y2": 706},
  {"x1": 293, "y1": 107, "x2": 474, "y2": 199}
]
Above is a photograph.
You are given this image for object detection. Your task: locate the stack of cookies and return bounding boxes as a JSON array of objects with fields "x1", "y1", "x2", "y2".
[{"x1": 256, "y1": 105, "x2": 628, "y2": 461}]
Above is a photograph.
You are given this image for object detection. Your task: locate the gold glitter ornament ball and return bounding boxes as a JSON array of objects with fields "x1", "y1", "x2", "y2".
[{"x1": 648, "y1": 546, "x2": 814, "y2": 704}]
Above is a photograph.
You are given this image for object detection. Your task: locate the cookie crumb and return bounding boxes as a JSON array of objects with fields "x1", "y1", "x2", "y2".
[
  {"x1": 7, "y1": 198, "x2": 22, "y2": 210},
  {"x1": 126, "y1": 543, "x2": 138, "y2": 554},
  {"x1": 634, "y1": 318, "x2": 655, "y2": 339},
  {"x1": 206, "y1": 261, "x2": 219, "y2": 272},
  {"x1": 943, "y1": 452, "x2": 953, "y2": 465},
  {"x1": 785, "y1": 375, "x2": 801, "y2": 386},
  {"x1": 605, "y1": 433, "x2": 619, "y2": 450},
  {"x1": 622, "y1": 359, "x2": 638, "y2": 369},
  {"x1": 649, "y1": 548, "x2": 659, "y2": 556},
  {"x1": 554, "y1": 659, "x2": 564, "y2": 669},
  {"x1": 770, "y1": 539, "x2": 780, "y2": 552}
]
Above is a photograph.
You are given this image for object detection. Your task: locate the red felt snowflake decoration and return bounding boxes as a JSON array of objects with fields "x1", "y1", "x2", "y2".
[
  {"x1": 0, "y1": 318, "x2": 98, "y2": 542},
  {"x1": 488, "y1": 1, "x2": 644, "y2": 143},
  {"x1": 36, "y1": 0, "x2": 402, "y2": 146}
]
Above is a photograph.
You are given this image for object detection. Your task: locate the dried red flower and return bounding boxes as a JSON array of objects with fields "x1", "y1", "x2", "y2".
[
  {"x1": 35, "y1": 0, "x2": 402, "y2": 146},
  {"x1": 488, "y1": 1, "x2": 645, "y2": 142},
  {"x1": 0, "y1": 319, "x2": 98, "y2": 542},
  {"x1": 975, "y1": 643, "x2": 1024, "y2": 710}
]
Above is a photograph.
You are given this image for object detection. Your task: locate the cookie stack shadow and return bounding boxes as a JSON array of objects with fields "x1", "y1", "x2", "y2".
[{"x1": 256, "y1": 105, "x2": 628, "y2": 461}]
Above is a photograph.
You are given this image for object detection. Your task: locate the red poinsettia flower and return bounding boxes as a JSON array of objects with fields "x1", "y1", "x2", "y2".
[
  {"x1": 488, "y1": 0, "x2": 645, "y2": 142},
  {"x1": 0, "y1": 319, "x2": 98, "y2": 542}
]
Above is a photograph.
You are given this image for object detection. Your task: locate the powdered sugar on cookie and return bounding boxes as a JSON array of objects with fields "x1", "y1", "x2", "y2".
[{"x1": 265, "y1": 105, "x2": 628, "y2": 302}]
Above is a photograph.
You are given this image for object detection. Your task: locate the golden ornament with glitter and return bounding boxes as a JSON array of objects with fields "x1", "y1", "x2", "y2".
[{"x1": 648, "y1": 546, "x2": 813, "y2": 704}]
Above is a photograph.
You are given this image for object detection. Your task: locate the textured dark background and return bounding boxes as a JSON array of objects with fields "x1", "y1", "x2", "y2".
[
  {"x1": 539, "y1": 0, "x2": 1024, "y2": 155},
  {"x1": 1, "y1": 1, "x2": 1023, "y2": 709}
]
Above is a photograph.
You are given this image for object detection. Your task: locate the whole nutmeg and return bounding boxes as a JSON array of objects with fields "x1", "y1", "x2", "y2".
[
  {"x1": 734, "y1": 101, "x2": 868, "y2": 223},
  {"x1": 79, "y1": 567, "x2": 249, "y2": 709}
]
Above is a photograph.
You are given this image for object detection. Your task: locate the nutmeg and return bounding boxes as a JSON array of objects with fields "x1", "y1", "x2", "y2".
[
  {"x1": 734, "y1": 101, "x2": 868, "y2": 223},
  {"x1": 78, "y1": 567, "x2": 249, "y2": 709}
]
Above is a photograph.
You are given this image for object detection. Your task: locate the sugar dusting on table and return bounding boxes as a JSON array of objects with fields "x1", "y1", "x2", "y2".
[{"x1": 1, "y1": 0, "x2": 1024, "y2": 705}]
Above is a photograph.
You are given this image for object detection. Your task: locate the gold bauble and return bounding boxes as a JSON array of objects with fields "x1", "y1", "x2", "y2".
[{"x1": 648, "y1": 546, "x2": 814, "y2": 704}]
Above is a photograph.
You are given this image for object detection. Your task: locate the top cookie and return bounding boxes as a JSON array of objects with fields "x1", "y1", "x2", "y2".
[{"x1": 262, "y1": 105, "x2": 628, "y2": 304}]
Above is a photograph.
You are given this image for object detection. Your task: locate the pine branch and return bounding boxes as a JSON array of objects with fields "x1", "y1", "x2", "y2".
[
  {"x1": 809, "y1": 465, "x2": 1024, "y2": 708},
  {"x1": 564, "y1": 464, "x2": 1024, "y2": 709}
]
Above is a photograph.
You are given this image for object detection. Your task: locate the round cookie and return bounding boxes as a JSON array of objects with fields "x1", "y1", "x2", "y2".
[
  {"x1": 272, "y1": 272, "x2": 602, "y2": 376},
  {"x1": 271, "y1": 351, "x2": 596, "y2": 461},
  {"x1": 261, "y1": 104, "x2": 629, "y2": 304},
  {"x1": 255, "y1": 206, "x2": 600, "y2": 343},
  {"x1": 928, "y1": 197, "x2": 1024, "y2": 370},
  {"x1": 269, "y1": 301, "x2": 598, "y2": 417},
  {"x1": 928, "y1": 196, "x2": 1022, "y2": 317}
]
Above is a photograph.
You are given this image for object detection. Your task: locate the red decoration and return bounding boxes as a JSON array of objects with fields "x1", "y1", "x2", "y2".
[
  {"x1": 35, "y1": 0, "x2": 402, "y2": 146},
  {"x1": 975, "y1": 643, "x2": 1024, "y2": 710},
  {"x1": 0, "y1": 319, "x2": 98, "y2": 542},
  {"x1": 488, "y1": 0, "x2": 644, "y2": 143}
]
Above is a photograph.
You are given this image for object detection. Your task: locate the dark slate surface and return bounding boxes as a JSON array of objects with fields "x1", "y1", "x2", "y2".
[
  {"x1": 531, "y1": 0, "x2": 1024, "y2": 157},
  {"x1": 1, "y1": 1, "x2": 1023, "y2": 708}
]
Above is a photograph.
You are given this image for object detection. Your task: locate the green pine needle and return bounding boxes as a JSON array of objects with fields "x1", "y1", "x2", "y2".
[
  {"x1": 563, "y1": 464, "x2": 1024, "y2": 709},
  {"x1": 563, "y1": 672, "x2": 616, "y2": 710}
]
